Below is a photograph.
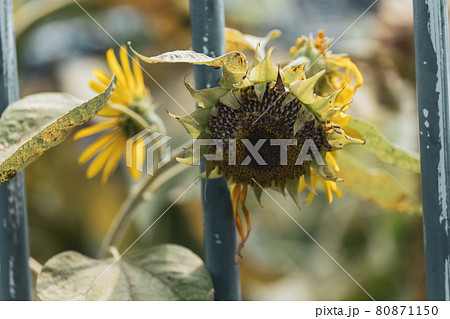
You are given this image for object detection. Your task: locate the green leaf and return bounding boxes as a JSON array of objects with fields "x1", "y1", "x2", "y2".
[
  {"x1": 248, "y1": 47, "x2": 278, "y2": 83},
  {"x1": 185, "y1": 82, "x2": 229, "y2": 108},
  {"x1": 337, "y1": 151, "x2": 421, "y2": 214},
  {"x1": 36, "y1": 244, "x2": 214, "y2": 301},
  {"x1": 0, "y1": 76, "x2": 116, "y2": 184},
  {"x1": 346, "y1": 117, "x2": 420, "y2": 173},
  {"x1": 167, "y1": 107, "x2": 211, "y2": 138},
  {"x1": 252, "y1": 185, "x2": 263, "y2": 205},
  {"x1": 286, "y1": 177, "x2": 301, "y2": 208}
]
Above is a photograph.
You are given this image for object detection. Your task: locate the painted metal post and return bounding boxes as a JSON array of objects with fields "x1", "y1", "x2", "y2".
[
  {"x1": 0, "y1": 0, "x2": 32, "y2": 300},
  {"x1": 413, "y1": 0, "x2": 450, "y2": 300},
  {"x1": 189, "y1": 0, "x2": 241, "y2": 300}
]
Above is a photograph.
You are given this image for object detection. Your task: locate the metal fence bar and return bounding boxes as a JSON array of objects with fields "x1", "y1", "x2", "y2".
[
  {"x1": 413, "y1": 0, "x2": 450, "y2": 300},
  {"x1": 0, "y1": 0, "x2": 32, "y2": 300},
  {"x1": 189, "y1": 0, "x2": 241, "y2": 301}
]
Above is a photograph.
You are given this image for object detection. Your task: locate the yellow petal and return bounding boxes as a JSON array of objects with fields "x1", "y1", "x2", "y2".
[
  {"x1": 106, "y1": 48, "x2": 127, "y2": 87},
  {"x1": 132, "y1": 58, "x2": 146, "y2": 97},
  {"x1": 335, "y1": 85, "x2": 354, "y2": 107},
  {"x1": 78, "y1": 130, "x2": 119, "y2": 164},
  {"x1": 88, "y1": 80, "x2": 106, "y2": 95},
  {"x1": 98, "y1": 105, "x2": 121, "y2": 117},
  {"x1": 90, "y1": 80, "x2": 129, "y2": 106},
  {"x1": 101, "y1": 136, "x2": 125, "y2": 184},
  {"x1": 86, "y1": 137, "x2": 118, "y2": 179},
  {"x1": 120, "y1": 45, "x2": 136, "y2": 94},
  {"x1": 106, "y1": 48, "x2": 132, "y2": 103},
  {"x1": 127, "y1": 165, "x2": 142, "y2": 180},
  {"x1": 333, "y1": 57, "x2": 363, "y2": 91},
  {"x1": 73, "y1": 120, "x2": 119, "y2": 140},
  {"x1": 127, "y1": 136, "x2": 145, "y2": 180},
  {"x1": 298, "y1": 177, "x2": 307, "y2": 192},
  {"x1": 93, "y1": 68, "x2": 111, "y2": 86}
]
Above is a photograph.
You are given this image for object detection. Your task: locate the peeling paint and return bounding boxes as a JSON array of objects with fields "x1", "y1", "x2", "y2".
[
  {"x1": 214, "y1": 233, "x2": 222, "y2": 245},
  {"x1": 428, "y1": 1, "x2": 450, "y2": 237},
  {"x1": 8, "y1": 256, "x2": 15, "y2": 298},
  {"x1": 445, "y1": 256, "x2": 450, "y2": 300}
]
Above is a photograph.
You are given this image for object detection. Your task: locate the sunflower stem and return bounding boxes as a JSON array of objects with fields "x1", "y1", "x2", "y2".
[
  {"x1": 413, "y1": 0, "x2": 450, "y2": 300},
  {"x1": 189, "y1": 0, "x2": 241, "y2": 301},
  {"x1": 0, "y1": 0, "x2": 32, "y2": 300},
  {"x1": 97, "y1": 143, "x2": 191, "y2": 258}
]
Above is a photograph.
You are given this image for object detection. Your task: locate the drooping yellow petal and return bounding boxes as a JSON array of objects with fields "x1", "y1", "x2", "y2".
[
  {"x1": 335, "y1": 84, "x2": 353, "y2": 107},
  {"x1": 78, "y1": 130, "x2": 119, "y2": 164},
  {"x1": 240, "y1": 184, "x2": 251, "y2": 241},
  {"x1": 73, "y1": 120, "x2": 119, "y2": 140},
  {"x1": 305, "y1": 177, "x2": 318, "y2": 205},
  {"x1": 120, "y1": 46, "x2": 136, "y2": 94},
  {"x1": 86, "y1": 136, "x2": 118, "y2": 179},
  {"x1": 101, "y1": 136, "x2": 125, "y2": 184},
  {"x1": 235, "y1": 184, "x2": 251, "y2": 262},
  {"x1": 330, "y1": 181, "x2": 343, "y2": 199},
  {"x1": 326, "y1": 153, "x2": 340, "y2": 172},
  {"x1": 322, "y1": 180, "x2": 333, "y2": 203},
  {"x1": 232, "y1": 184, "x2": 245, "y2": 241},
  {"x1": 332, "y1": 56, "x2": 363, "y2": 91}
]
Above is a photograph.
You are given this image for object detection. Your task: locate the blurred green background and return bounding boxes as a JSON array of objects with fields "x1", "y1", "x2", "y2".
[{"x1": 14, "y1": 0, "x2": 425, "y2": 300}]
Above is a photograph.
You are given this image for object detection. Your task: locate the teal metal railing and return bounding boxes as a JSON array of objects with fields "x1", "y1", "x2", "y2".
[
  {"x1": 0, "y1": 0, "x2": 32, "y2": 301},
  {"x1": 189, "y1": 0, "x2": 241, "y2": 300},
  {"x1": 413, "y1": 0, "x2": 450, "y2": 300}
]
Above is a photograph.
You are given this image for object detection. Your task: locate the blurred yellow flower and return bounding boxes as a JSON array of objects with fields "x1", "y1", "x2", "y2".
[{"x1": 74, "y1": 46, "x2": 152, "y2": 184}]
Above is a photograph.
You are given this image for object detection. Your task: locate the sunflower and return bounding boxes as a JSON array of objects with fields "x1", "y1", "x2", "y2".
[
  {"x1": 290, "y1": 30, "x2": 364, "y2": 204},
  {"x1": 74, "y1": 46, "x2": 156, "y2": 184},
  {"x1": 130, "y1": 29, "x2": 365, "y2": 260}
]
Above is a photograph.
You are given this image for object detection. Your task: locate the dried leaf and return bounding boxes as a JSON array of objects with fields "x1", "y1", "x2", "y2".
[
  {"x1": 129, "y1": 45, "x2": 247, "y2": 72},
  {"x1": 0, "y1": 76, "x2": 116, "y2": 184},
  {"x1": 338, "y1": 151, "x2": 421, "y2": 214},
  {"x1": 346, "y1": 117, "x2": 420, "y2": 173},
  {"x1": 37, "y1": 244, "x2": 214, "y2": 301}
]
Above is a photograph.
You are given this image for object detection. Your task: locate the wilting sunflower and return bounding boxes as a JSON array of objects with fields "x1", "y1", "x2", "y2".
[
  {"x1": 289, "y1": 30, "x2": 364, "y2": 204},
  {"x1": 74, "y1": 46, "x2": 157, "y2": 184},
  {"x1": 130, "y1": 29, "x2": 365, "y2": 260}
]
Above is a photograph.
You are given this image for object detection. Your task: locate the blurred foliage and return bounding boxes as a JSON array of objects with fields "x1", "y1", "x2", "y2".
[{"x1": 14, "y1": 0, "x2": 426, "y2": 300}]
